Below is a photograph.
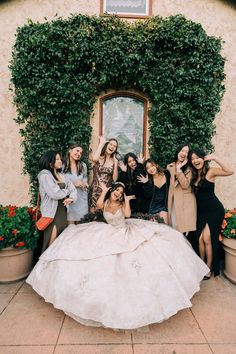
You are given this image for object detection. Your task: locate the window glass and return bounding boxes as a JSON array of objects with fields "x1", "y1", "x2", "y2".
[{"x1": 102, "y1": 96, "x2": 145, "y2": 155}]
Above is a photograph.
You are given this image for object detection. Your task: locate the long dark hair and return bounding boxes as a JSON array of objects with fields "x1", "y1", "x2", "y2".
[
  {"x1": 174, "y1": 143, "x2": 191, "y2": 173},
  {"x1": 143, "y1": 159, "x2": 165, "y2": 181},
  {"x1": 100, "y1": 138, "x2": 118, "y2": 165},
  {"x1": 38, "y1": 150, "x2": 61, "y2": 180},
  {"x1": 63, "y1": 143, "x2": 84, "y2": 175},
  {"x1": 123, "y1": 152, "x2": 142, "y2": 184},
  {"x1": 189, "y1": 148, "x2": 210, "y2": 189},
  {"x1": 104, "y1": 182, "x2": 125, "y2": 203}
]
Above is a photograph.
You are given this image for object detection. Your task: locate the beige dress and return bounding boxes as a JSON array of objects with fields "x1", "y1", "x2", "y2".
[{"x1": 167, "y1": 163, "x2": 196, "y2": 233}]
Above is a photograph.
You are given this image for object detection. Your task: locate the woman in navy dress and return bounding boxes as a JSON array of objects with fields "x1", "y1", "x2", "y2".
[
  {"x1": 138, "y1": 159, "x2": 170, "y2": 224},
  {"x1": 189, "y1": 148, "x2": 233, "y2": 278}
]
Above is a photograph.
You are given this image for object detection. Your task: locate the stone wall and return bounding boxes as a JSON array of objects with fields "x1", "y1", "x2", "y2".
[{"x1": 0, "y1": 0, "x2": 235, "y2": 207}]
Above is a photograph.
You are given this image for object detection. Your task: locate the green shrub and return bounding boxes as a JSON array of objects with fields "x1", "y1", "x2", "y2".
[{"x1": 9, "y1": 14, "x2": 225, "y2": 202}]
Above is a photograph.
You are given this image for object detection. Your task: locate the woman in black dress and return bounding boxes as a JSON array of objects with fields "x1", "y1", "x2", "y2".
[
  {"x1": 118, "y1": 152, "x2": 146, "y2": 213},
  {"x1": 138, "y1": 159, "x2": 170, "y2": 224},
  {"x1": 189, "y1": 149, "x2": 234, "y2": 278}
]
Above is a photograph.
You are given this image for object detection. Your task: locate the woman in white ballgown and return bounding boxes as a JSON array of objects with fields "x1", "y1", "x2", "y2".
[{"x1": 27, "y1": 182, "x2": 209, "y2": 330}]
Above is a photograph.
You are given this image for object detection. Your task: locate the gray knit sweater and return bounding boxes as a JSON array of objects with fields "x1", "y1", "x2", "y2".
[{"x1": 38, "y1": 170, "x2": 77, "y2": 218}]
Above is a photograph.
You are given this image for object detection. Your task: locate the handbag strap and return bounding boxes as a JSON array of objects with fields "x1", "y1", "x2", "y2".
[{"x1": 35, "y1": 192, "x2": 41, "y2": 222}]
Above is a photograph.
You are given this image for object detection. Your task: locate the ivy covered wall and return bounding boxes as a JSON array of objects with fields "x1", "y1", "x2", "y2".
[{"x1": 10, "y1": 14, "x2": 225, "y2": 199}]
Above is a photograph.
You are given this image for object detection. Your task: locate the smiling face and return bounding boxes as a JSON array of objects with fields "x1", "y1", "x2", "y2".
[
  {"x1": 146, "y1": 162, "x2": 157, "y2": 175},
  {"x1": 127, "y1": 156, "x2": 137, "y2": 171},
  {"x1": 191, "y1": 153, "x2": 204, "y2": 170},
  {"x1": 177, "y1": 145, "x2": 189, "y2": 163},
  {"x1": 110, "y1": 186, "x2": 124, "y2": 201},
  {"x1": 106, "y1": 140, "x2": 118, "y2": 155},
  {"x1": 70, "y1": 146, "x2": 83, "y2": 161},
  {"x1": 54, "y1": 154, "x2": 63, "y2": 170}
]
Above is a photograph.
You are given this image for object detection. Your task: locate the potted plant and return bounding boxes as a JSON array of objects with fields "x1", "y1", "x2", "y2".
[
  {"x1": 0, "y1": 205, "x2": 39, "y2": 282},
  {"x1": 220, "y1": 208, "x2": 236, "y2": 284}
]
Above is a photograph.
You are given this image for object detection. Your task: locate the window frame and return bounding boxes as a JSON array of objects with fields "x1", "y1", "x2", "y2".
[
  {"x1": 99, "y1": 92, "x2": 148, "y2": 157},
  {"x1": 100, "y1": 0, "x2": 152, "y2": 19}
]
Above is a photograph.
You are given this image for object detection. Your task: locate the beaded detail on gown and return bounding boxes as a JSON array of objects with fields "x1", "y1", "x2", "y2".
[{"x1": 27, "y1": 209, "x2": 209, "y2": 330}]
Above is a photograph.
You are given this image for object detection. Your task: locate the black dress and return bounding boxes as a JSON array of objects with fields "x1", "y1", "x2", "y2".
[
  {"x1": 118, "y1": 163, "x2": 147, "y2": 213},
  {"x1": 143, "y1": 170, "x2": 170, "y2": 215},
  {"x1": 194, "y1": 178, "x2": 224, "y2": 276}
]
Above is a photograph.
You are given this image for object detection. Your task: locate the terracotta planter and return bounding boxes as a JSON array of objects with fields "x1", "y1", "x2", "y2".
[
  {"x1": 0, "y1": 247, "x2": 33, "y2": 283},
  {"x1": 222, "y1": 238, "x2": 236, "y2": 285}
]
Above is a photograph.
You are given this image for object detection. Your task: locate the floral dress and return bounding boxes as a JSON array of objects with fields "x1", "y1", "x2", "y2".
[{"x1": 89, "y1": 161, "x2": 113, "y2": 209}]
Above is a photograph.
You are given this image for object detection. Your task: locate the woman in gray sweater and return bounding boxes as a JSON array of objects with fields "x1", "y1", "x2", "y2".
[{"x1": 38, "y1": 150, "x2": 77, "y2": 252}]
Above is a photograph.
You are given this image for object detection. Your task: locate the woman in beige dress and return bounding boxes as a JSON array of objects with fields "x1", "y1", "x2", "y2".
[{"x1": 167, "y1": 144, "x2": 196, "y2": 234}]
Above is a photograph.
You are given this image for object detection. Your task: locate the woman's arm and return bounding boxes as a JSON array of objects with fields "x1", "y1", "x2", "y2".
[
  {"x1": 112, "y1": 156, "x2": 119, "y2": 181},
  {"x1": 205, "y1": 154, "x2": 234, "y2": 178},
  {"x1": 39, "y1": 174, "x2": 70, "y2": 200},
  {"x1": 122, "y1": 195, "x2": 136, "y2": 218},
  {"x1": 65, "y1": 178, "x2": 78, "y2": 202},
  {"x1": 90, "y1": 136, "x2": 107, "y2": 163},
  {"x1": 97, "y1": 184, "x2": 110, "y2": 210},
  {"x1": 174, "y1": 160, "x2": 190, "y2": 189}
]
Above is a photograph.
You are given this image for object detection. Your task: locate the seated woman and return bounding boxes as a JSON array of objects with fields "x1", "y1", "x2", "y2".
[
  {"x1": 27, "y1": 182, "x2": 209, "y2": 330},
  {"x1": 37, "y1": 150, "x2": 77, "y2": 252},
  {"x1": 118, "y1": 152, "x2": 146, "y2": 213},
  {"x1": 138, "y1": 159, "x2": 170, "y2": 224},
  {"x1": 63, "y1": 143, "x2": 88, "y2": 223}
]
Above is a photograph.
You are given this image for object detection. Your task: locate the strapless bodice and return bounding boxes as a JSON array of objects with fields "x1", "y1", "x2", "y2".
[{"x1": 103, "y1": 208, "x2": 126, "y2": 228}]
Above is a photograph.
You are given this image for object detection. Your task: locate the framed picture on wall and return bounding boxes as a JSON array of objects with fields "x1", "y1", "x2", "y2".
[{"x1": 100, "y1": 0, "x2": 152, "y2": 18}]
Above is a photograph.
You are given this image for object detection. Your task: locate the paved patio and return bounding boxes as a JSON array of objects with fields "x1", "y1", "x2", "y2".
[{"x1": 0, "y1": 274, "x2": 235, "y2": 354}]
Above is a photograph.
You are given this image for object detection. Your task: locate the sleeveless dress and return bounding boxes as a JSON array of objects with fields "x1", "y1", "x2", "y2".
[
  {"x1": 27, "y1": 208, "x2": 209, "y2": 330},
  {"x1": 149, "y1": 183, "x2": 168, "y2": 214},
  {"x1": 65, "y1": 162, "x2": 88, "y2": 221},
  {"x1": 89, "y1": 162, "x2": 113, "y2": 210},
  {"x1": 194, "y1": 178, "x2": 225, "y2": 276}
]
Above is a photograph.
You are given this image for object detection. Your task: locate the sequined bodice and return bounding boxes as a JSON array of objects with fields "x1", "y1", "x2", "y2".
[{"x1": 103, "y1": 208, "x2": 126, "y2": 228}]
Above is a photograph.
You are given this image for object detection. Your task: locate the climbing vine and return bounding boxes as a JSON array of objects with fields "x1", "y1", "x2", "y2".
[{"x1": 10, "y1": 14, "x2": 225, "y2": 201}]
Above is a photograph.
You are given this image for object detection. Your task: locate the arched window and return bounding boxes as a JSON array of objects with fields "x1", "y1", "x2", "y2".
[{"x1": 100, "y1": 93, "x2": 147, "y2": 156}]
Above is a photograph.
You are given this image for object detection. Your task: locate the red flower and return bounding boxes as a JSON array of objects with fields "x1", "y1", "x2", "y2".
[
  {"x1": 8, "y1": 206, "x2": 17, "y2": 217},
  {"x1": 12, "y1": 229, "x2": 18, "y2": 235},
  {"x1": 225, "y1": 212, "x2": 232, "y2": 218},
  {"x1": 15, "y1": 241, "x2": 25, "y2": 247},
  {"x1": 0, "y1": 236, "x2": 4, "y2": 241}
]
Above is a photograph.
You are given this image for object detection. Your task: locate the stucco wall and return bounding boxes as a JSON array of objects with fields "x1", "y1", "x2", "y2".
[{"x1": 0, "y1": 0, "x2": 235, "y2": 207}]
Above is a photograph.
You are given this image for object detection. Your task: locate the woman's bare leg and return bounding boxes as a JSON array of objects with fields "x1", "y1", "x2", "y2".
[
  {"x1": 49, "y1": 225, "x2": 57, "y2": 246},
  {"x1": 202, "y1": 223, "x2": 212, "y2": 271}
]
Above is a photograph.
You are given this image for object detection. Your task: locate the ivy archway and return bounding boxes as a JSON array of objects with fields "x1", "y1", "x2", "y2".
[{"x1": 10, "y1": 14, "x2": 225, "y2": 200}]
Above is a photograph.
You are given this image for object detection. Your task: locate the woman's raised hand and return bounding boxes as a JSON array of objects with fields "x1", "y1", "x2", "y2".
[
  {"x1": 176, "y1": 159, "x2": 188, "y2": 171},
  {"x1": 124, "y1": 194, "x2": 136, "y2": 203},
  {"x1": 137, "y1": 174, "x2": 148, "y2": 184},
  {"x1": 138, "y1": 152, "x2": 145, "y2": 164},
  {"x1": 99, "y1": 136, "x2": 107, "y2": 146},
  {"x1": 118, "y1": 161, "x2": 127, "y2": 172},
  {"x1": 204, "y1": 154, "x2": 216, "y2": 161}
]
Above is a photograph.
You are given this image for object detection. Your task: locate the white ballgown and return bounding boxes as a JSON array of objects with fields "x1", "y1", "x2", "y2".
[{"x1": 27, "y1": 208, "x2": 209, "y2": 330}]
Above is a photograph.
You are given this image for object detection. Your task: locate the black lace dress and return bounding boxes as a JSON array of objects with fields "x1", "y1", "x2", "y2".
[{"x1": 194, "y1": 178, "x2": 224, "y2": 276}]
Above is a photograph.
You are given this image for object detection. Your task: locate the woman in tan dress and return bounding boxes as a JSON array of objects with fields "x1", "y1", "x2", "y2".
[
  {"x1": 89, "y1": 136, "x2": 119, "y2": 213},
  {"x1": 167, "y1": 144, "x2": 196, "y2": 234}
]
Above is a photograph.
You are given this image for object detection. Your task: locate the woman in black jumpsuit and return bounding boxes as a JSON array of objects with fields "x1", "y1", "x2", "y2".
[{"x1": 189, "y1": 149, "x2": 233, "y2": 278}]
